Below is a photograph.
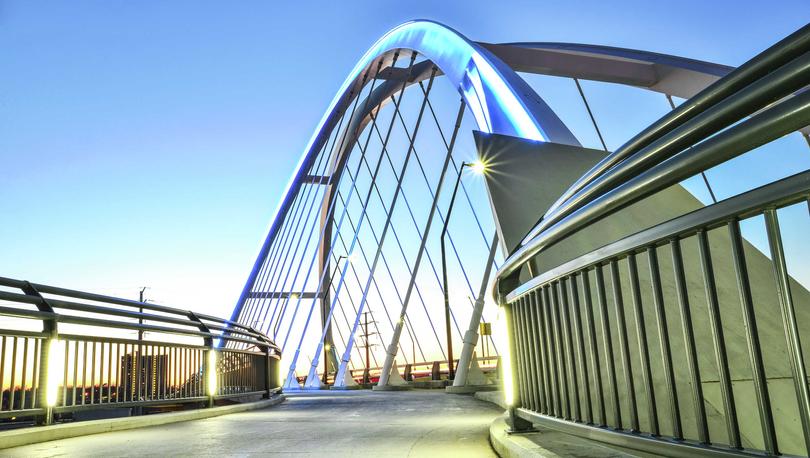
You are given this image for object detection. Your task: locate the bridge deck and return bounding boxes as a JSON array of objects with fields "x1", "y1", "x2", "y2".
[{"x1": 1, "y1": 390, "x2": 501, "y2": 457}]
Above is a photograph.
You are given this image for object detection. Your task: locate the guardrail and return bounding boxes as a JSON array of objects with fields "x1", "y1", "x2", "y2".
[
  {"x1": 0, "y1": 276, "x2": 280, "y2": 426},
  {"x1": 494, "y1": 24, "x2": 810, "y2": 457}
]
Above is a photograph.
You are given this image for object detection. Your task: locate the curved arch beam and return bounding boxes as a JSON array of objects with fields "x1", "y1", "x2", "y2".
[{"x1": 230, "y1": 20, "x2": 576, "y2": 324}]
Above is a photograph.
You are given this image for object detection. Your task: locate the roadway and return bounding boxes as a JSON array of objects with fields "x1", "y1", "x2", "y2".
[{"x1": 0, "y1": 390, "x2": 502, "y2": 457}]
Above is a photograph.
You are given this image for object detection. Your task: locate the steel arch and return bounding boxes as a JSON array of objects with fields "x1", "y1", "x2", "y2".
[{"x1": 230, "y1": 20, "x2": 579, "y2": 325}]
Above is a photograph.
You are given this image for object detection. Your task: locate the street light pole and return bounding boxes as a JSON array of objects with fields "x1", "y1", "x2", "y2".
[
  {"x1": 322, "y1": 255, "x2": 347, "y2": 384},
  {"x1": 439, "y1": 161, "x2": 477, "y2": 381}
]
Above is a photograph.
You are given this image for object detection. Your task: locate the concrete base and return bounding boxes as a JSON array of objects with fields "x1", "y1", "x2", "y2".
[
  {"x1": 474, "y1": 390, "x2": 507, "y2": 409},
  {"x1": 0, "y1": 394, "x2": 285, "y2": 451},
  {"x1": 446, "y1": 384, "x2": 499, "y2": 394},
  {"x1": 411, "y1": 379, "x2": 447, "y2": 389},
  {"x1": 329, "y1": 384, "x2": 364, "y2": 391},
  {"x1": 488, "y1": 415, "x2": 637, "y2": 458},
  {"x1": 371, "y1": 383, "x2": 413, "y2": 391}
]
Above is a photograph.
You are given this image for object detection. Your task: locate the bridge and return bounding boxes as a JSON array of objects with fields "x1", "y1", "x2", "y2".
[{"x1": 2, "y1": 19, "x2": 810, "y2": 457}]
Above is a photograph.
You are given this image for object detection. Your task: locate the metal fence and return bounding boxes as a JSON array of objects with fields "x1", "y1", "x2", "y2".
[
  {"x1": 344, "y1": 356, "x2": 499, "y2": 384},
  {"x1": 494, "y1": 24, "x2": 810, "y2": 457},
  {"x1": 0, "y1": 276, "x2": 281, "y2": 425}
]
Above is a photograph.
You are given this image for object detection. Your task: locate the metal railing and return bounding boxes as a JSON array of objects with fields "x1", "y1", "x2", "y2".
[
  {"x1": 0, "y1": 276, "x2": 281, "y2": 426},
  {"x1": 343, "y1": 356, "x2": 499, "y2": 384},
  {"x1": 494, "y1": 24, "x2": 810, "y2": 457}
]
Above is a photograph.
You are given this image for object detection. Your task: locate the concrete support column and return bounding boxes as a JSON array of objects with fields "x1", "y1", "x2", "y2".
[{"x1": 454, "y1": 234, "x2": 499, "y2": 387}]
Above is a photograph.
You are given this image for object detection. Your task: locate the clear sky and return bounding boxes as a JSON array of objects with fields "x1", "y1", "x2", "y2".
[{"x1": 1, "y1": 0, "x2": 808, "y2": 321}]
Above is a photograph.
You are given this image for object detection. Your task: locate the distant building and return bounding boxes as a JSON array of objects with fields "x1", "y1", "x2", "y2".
[{"x1": 120, "y1": 353, "x2": 168, "y2": 400}]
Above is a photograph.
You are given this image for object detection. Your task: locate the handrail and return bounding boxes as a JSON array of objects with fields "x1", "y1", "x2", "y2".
[
  {"x1": 506, "y1": 169, "x2": 810, "y2": 302},
  {"x1": 0, "y1": 276, "x2": 282, "y2": 426},
  {"x1": 525, "y1": 50, "x2": 810, "y2": 245},
  {"x1": 0, "y1": 276, "x2": 278, "y2": 351},
  {"x1": 0, "y1": 276, "x2": 260, "y2": 335},
  {"x1": 532, "y1": 23, "x2": 810, "y2": 242},
  {"x1": 496, "y1": 87, "x2": 810, "y2": 293},
  {"x1": 495, "y1": 31, "x2": 810, "y2": 297}
]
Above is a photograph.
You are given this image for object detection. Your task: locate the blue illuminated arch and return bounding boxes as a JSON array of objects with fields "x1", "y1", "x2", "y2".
[{"x1": 230, "y1": 20, "x2": 576, "y2": 324}]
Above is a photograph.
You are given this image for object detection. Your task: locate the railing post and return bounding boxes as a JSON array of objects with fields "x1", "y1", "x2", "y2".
[
  {"x1": 205, "y1": 347, "x2": 216, "y2": 408},
  {"x1": 501, "y1": 298, "x2": 536, "y2": 434},
  {"x1": 189, "y1": 312, "x2": 215, "y2": 408},
  {"x1": 37, "y1": 331, "x2": 57, "y2": 425},
  {"x1": 21, "y1": 282, "x2": 58, "y2": 426}
]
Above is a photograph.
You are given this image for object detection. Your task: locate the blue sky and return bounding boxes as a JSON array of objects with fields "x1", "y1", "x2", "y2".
[{"x1": 1, "y1": 0, "x2": 808, "y2": 320}]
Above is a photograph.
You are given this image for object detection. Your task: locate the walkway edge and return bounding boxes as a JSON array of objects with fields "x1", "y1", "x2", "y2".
[
  {"x1": 489, "y1": 415, "x2": 547, "y2": 458},
  {"x1": 474, "y1": 390, "x2": 508, "y2": 410},
  {"x1": 0, "y1": 394, "x2": 286, "y2": 450}
]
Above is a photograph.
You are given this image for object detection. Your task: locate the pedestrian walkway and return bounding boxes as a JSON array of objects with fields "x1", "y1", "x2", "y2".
[{"x1": 0, "y1": 390, "x2": 502, "y2": 457}]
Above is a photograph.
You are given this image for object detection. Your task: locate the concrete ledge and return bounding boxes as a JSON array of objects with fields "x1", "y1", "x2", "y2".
[
  {"x1": 0, "y1": 394, "x2": 285, "y2": 450},
  {"x1": 446, "y1": 384, "x2": 499, "y2": 394},
  {"x1": 490, "y1": 415, "x2": 543, "y2": 458},
  {"x1": 474, "y1": 390, "x2": 508, "y2": 409},
  {"x1": 490, "y1": 415, "x2": 578, "y2": 458},
  {"x1": 489, "y1": 414, "x2": 637, "y2": 457},
  {"x1": 329, "y1": 384, "x2": 364, "y2": 391},
  {"x1": 371, "y1": 383, "x2": 412, "y2": 391},
  {"x1": 411, "y1": 380, "x2": 447, "y2": 389}
]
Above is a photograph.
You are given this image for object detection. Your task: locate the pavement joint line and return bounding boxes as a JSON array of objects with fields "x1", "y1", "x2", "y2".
[{"x1": 0, "y1": 394, "x2": 286, "y2": 451}]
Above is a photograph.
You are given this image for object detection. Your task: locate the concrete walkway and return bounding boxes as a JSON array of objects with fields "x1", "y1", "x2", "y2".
[{"x1": 0, "y1": 390, "x2": 502, "y2": 457}]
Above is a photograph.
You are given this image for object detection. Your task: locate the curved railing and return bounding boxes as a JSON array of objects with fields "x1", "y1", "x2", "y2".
[
  {"x1": 494, "y1": 24, "x2": 810, "y2": 457},
  {"x1": 0, "y1": 276, "x2": 280, "y2": 426}
]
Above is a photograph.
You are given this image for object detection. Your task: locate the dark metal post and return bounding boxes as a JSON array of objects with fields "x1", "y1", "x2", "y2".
[
  {"x1": 265, "y1": 346, "x2": 272, "y2": 398},
  {"x1": 322, "y1": 255, "x2": 346, "y2": 384},
  {"x1": 440, "y1": 162, "x2": 470, "y2": 381},
  {"x1": 138, "y1": 287, "x2": 147, "y2": 342},
  {"x1": 364, "y1": 311, "x2": 370, "y2": 378}
]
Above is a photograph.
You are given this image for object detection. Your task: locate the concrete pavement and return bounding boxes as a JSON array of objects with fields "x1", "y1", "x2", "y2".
[{"x1": 0, "y1": 390, "x2": 502, "y2": 457}]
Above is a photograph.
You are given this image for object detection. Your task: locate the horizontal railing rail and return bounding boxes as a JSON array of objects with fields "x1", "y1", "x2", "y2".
[
  {"x1": 498, "y1": 25, "x2": 810, "y2": 287},
  {"x1": 0, "y1": 276, "x2": 281, "y2": 426},
  {"x1": 526, "y1": 23, "x2": 810, "y2": 245}
]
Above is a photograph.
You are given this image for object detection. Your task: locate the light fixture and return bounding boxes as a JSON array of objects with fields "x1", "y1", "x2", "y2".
[
  {"x1": 495, "y1": 307, "x2": 514, "y2": 407},
  {"x1": 470, "y1": 159, "x2": 488, "y2": 175},
  {"x1": 207, "y1": 350, "x2": 217, "y2": 396},
  {"x1": 46, "y1": 339, "x2": 65, "y2": 407},
  {"x1": 290, "y1": 292, "x2": 300, "y2": 300}
]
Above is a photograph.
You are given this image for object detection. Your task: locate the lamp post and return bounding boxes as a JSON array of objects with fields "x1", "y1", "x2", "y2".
[
  {"x1": 440, "y1": 160, "x2": 487, "y2": 381},
  {"x1": 322, "y1": 254, "x2": 348, "y2": 384},
  {"x1": 138, "y1": 287, "x2": 148, "y2": 341}
]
